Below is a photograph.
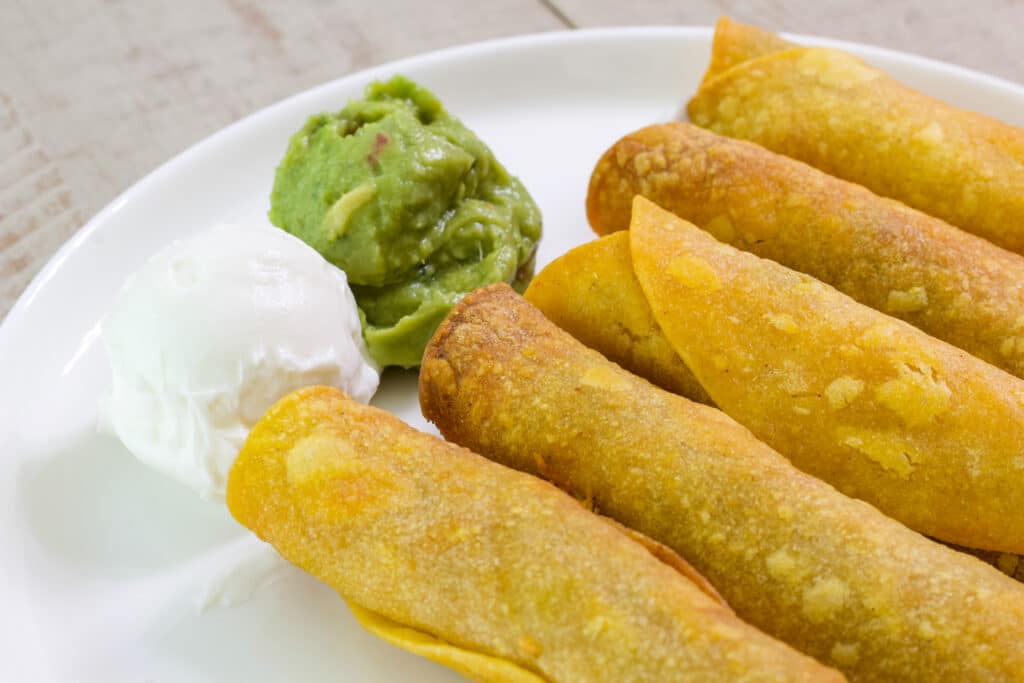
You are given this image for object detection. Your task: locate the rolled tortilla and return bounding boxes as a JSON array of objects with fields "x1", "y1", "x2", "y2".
[
  {"x1": 687, "y1": 18, "x2": 1024, "y2": 255},
  {"x1": 626, "y1": 196, "x2": 1024, "y2": 552},
  {"x1": 586, "y1": 122, "x2": 1024, "y2": 379},
  {"x1": 421, "y1": 283, "x2": 1024, "y2": 682},
  {"x1": 526, "y1": 231, "x2": 1024, "y2": 581},
  {"x1": 227, "y1": 386, "x2": 836, "y2": 683}
]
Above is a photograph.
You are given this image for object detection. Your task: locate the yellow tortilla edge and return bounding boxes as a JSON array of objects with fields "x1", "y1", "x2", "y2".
[
  {"x1": 697, "y1": 43, "x2": 816, "y2": 92},
  {"x1": 702, "y1": 16, "x2": 794, "y2": 84},
  {"x1": 348, "y1": 602, "x2": 549, "y2": 683}
]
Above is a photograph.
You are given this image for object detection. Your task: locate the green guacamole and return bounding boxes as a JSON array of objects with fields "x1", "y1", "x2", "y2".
[{"x1": 269, "y1": 75, "x2": 542, "y2": 367}]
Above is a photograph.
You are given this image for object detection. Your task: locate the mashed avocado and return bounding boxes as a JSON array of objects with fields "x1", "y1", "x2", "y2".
[{"x1": 269, "y1": 75, "x2": 542, "y2": 367}]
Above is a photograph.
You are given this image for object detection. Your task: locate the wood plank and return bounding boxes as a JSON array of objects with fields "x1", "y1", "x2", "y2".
[
  {"x1": 553, "y1": 0, "x2": 1023, "y2": 82},
  {"x1": 0, "y1": 0, "x2": 565, "y2": 318}
]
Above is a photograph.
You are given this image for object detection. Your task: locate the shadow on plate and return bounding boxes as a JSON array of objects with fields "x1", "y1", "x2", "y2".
[
  {"x1": 371, "y1": 366, "x2": 436, "y2": 434},
  {"x1": 133, "y1": 572, "x2": 464, "y2": 682},
  {"x1": 17, "y1": 430, "x2": 243, "y2": 580}
]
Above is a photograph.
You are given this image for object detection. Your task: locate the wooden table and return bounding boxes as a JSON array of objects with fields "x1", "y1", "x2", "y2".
[{"x1": 2, "y1": 0, "x2": 1021, "y2": 318}]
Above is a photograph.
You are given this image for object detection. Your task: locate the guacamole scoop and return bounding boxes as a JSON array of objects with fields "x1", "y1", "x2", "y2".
[{"x1": 269, "y1": 76, "x2": 542, "y2": 367}]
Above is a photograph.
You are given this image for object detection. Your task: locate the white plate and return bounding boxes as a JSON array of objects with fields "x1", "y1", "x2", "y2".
[{"x1": 2, "y1": 26, "x2": 1023, "y2": 682}]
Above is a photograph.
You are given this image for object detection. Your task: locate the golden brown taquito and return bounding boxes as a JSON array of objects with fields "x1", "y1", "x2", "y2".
[
  {"x1": 420, "y1": 284, "x2": 1024, "y2": 683},
  {"x1": 687, "y1": 18, "x2": 1024, "y2": 254},
  {"x1": 586, "y1": 122, "x2": 1024, "y2": 378},
  {"x1": 627, "y1": 197, "x2": 1024, "y2": 552},
  {"x1": 419, "y1": 284, "x2": 1024, "y2": 683},
  {"x1": 227, "y1": 386, "x2": 837, "y2": 683}
]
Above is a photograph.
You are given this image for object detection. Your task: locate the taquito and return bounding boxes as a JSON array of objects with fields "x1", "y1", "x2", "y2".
[
  {"x1": 687, "y1": 18, "x2": 1024, "y2": 254},
  {"x1": 526, "y1": 230, "x2": 1024, "y2": 575},
  {"x1": 227, "y1": 386, "x2": 837, "y2": 682},
  {"x1": 421, "y1": 284, "x2": 1024, "y2": 682},
  {"x1": 587, "y1": 122, "x2": 1024, "y2": 378},
  {"x1": 532, "y1": 199, "x2": 1024, "y2": 552}
]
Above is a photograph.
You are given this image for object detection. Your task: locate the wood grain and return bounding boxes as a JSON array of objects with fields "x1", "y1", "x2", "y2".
[{"x1": 1, "y1": 0, "x2": 1021, "y2": 319}]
